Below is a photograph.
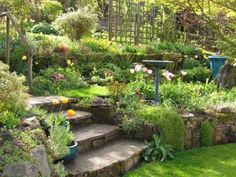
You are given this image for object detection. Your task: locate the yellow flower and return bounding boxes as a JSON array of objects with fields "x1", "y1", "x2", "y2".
[
  {"x1": 67, "y1": 109, "x2": 76, "y2": 117},
  {"x1": 60, "y1": 97, "x2": 68, "y2": 104},
  {"x1": 22, "y1": 56, "x2": 27, "y2": 60},
  {"x1": 52, "y1": 99, "x2": 60, "y2": 106},
  {"x1": 67, "y1": 59, "x2": 74, "y2": 66}
]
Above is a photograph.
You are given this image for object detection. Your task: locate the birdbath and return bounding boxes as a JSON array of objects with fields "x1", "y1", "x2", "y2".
[{"x1": 142, "y1": 60, "x2": 173, "y2": 105}]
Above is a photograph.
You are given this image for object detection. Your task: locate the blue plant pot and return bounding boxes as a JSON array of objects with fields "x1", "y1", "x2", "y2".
[
  {"x1": 61, "y1": 141, "x2": 78, "y2": 164},
  {"x1": 208, "y1": 56, "x2": 227, "y2": 79}
]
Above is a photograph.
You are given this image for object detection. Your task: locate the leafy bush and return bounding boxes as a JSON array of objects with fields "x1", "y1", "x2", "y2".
[
  {"x1": 144, "y1": 134, "x2": 174, "y2": 162},
  {"x1": 82, "y1": 38, "x2": 109, "y2": 53},
  {"x1": 0, "y1": 62, "x2": 27, "y2": 128},
  {"x1": 40, "y1": 0, "x2": 63, "y2": 21},
  {"x1": 31, "y1": 22, "x2": 59, "y2": 35},
  {"x1": 200, "y1": 121, "x2": 215, "y2": 146},
  {"x1": 183, "y1": 67, "x2": 211, "y2": 83},
  {"x1": 135, "y1": 106, "x2": 185, "y2": 151},
  {"x1": 31, "y1": 67, "x2": 87, "y2": 95},
  {"x1": 53, "y1": 6, "x2": 98, "y2": 40},
  {"x1": 182, "y1": 58, "x2": 201, "y2": 69}
]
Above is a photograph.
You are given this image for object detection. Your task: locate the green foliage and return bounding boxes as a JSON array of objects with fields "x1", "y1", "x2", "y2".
[
  {"x1": 135, "y1": 106, "x2": 185, "y2": 151},
  {"x1": 31, "y1": 22, "x2": 59, "y2": 35},
  {"x1": 49, "y1": 114, "x2": 68, "y2": 127},
  {"x1": 120, "y1": 117, "x2": 142, "y2": 134},
  {"x1": 200, "y1": 121, "x2": 215, "y2": 146},
  {"x1": 144, "y1": 135, "x2": 174, "y2": 162},
  {"x1": 82, "y1": 37, "x2": 112, "y2": 53},
  {"x1": 52, "y1": 7, "x2": 98, "y2": 40},
  {"x1": 108, "y1": 82, "x2": 127, "y2": 103},
  {"x1": 183, "y1": 67, "x2": 211, "y2": 83},
  {"x1": 159, "y1": 81, "x2": 217, "y2": 111},
  {"x1": 0, "y1": 140, "x2": 29, "y2": 173},
  {"x1": 0, "y1": 111, "x2": 21, "y2": 129},
  {"x1": 40, "y1": 0, "x2": 63, "y2": 22},
  {"x1": 48, "y1": 125, "x2": 74, "y2": 160},
  {"x1": 182, "y1": 58, "x2": 201, "y2": 69},
  {"x1": 54, "y1": 162, "x2": 68, "y2": 177},
  {"x1": 0, "y1": 62, "x2": 27, "y2": 128},
  {"x1": 125, "y1": 143, "x2": 236, "y2": 177},
  {"x1": 31, "y1": 67, "x2": 87, "y2": 96}
]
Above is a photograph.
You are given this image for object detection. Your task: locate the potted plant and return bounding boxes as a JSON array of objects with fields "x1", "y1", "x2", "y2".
[{"x1": 48, "y1": 124, "x2": 78, "y2": 164}]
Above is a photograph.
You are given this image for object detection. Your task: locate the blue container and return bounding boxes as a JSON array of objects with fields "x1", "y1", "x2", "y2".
[
  {"x1": 208, "y1": 56, "x2": 227, "y2": 79},
  {"x1": 61, "y1": 141, "x2": 78, "y2": 164}
]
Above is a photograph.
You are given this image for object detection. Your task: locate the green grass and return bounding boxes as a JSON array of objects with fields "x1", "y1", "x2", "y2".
[
  {"x1": 124, "y1": 143, "x2": 236, "y2": 177},
  {"x1": 59, "y1": 86, "x2": 109, "y2": 98}
]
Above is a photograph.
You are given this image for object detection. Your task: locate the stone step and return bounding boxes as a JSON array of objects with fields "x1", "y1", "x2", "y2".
[
  {"x1": 58, "y1": 111, "x2": 93, "y2": 128},
  {"x1": 73, "y1": 124, "x2": 119, "y2": 153},
  {"x1": 65, "y1": 139, "x2": 147, "y2": 177},
  {"x1": 28, "y1": 96, "x2": 78, "y2": 111}
]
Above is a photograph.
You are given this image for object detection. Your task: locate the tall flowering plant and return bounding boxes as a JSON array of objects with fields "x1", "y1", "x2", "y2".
[{"x1": 127, "y1": 64, "x2": 154, "y2": 101}]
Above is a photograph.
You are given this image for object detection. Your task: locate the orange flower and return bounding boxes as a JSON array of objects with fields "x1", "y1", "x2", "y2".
[
  {"x1": 60, "y1": 97, "x2": 68, "y2": 104},
  {"x1": 52, "y1": 99, "x2": 60, "y2": 106},
  {"x1": 67, "y1": 109, "x2": 76, "y2": 117}
]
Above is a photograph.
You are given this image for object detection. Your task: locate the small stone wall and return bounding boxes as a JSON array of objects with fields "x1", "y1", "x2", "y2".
[{"x1": 183, "y1": 107, "x2": 236, "y2": 149}]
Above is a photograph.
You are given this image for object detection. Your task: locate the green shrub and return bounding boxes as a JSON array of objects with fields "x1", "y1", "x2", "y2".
[
  {"x1": 31, "y1": 67, "x2": 87, "y2": 96},
  {"x1": 31, "y1": 22, "x2": 59, "y2": 35},
  {"x1": 0, "y1": 62, "x2": 27, "y2": 128},
  {"x1": 200, "y1": 120, "x2": 215, "y2": 146},
  {"x1": 52, "y1": 6, "x2": 98, "y2": 40},
  {"x1": 81, "y1": 37, "x2": 112, "y2": 53},
  {"x1": 183, "y1": 67, "x2": 211, "y2": 83},
  {"x1": 40, "y1": 0, "x2": 63, "y2": 21},
  {"x1": 135, "y1": 106, "x2": 185, "y2": 151},
  {"x1": 182, "y1": 58, "x2": 201, "y2": 69},
  {"x1": 159, "y1": 81, "x2": 192, "y2": 109}
]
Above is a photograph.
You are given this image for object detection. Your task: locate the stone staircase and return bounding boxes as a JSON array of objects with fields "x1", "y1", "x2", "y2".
[{"x1": 29, "y1": 96, "x2": 147, "y2": 177}]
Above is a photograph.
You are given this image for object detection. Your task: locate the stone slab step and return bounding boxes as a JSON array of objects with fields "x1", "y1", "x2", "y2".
[
  {"x1": 65, "y1": 139, "x2": 147, "y2": 177},
  {"x1": 28, "y1": 96, "x2": 78, "y2": 110},
  {"x1": 59, "y1": 111, "x2": 93, "y2": 128},
  {"x1": 73, "y1": 124, "x2": 119, "y2": 153}
]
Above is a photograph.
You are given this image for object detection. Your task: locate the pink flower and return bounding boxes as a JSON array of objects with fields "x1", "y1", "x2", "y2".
[
  {"x1": 135, "y1": 64, "x2": 142, "y2": 72},
  {"x1": 147, "y1": 69, "x2": 153, "y2": 75},
  {"x1": 142, "y1": 67, "x2": 148, "y2": 72},
  {"x1": 130, "y1": 69, "x2": 135, "y2": 73},
  {"x1": 162, "y1": 70, "x2": 175, "y2": 81}
]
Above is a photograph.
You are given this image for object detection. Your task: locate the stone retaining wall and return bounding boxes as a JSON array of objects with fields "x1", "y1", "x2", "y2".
[{"x1": 183, "y1": 110, "x2": 236, "y2": 149}]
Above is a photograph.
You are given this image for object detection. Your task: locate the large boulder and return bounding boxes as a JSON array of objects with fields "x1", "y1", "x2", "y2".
[
  {"x1": 3, "y1": 162, "x2": 38, "y2": 177},
  {"x1": 21, "y1": 117, "x2": 41, "y2": 131},
  {"x1": 30, "y1": 145, "x2": 51, "y2": 177},
  {"x1": 217, "y1": 61, "x2": 236, "y2": 89}
]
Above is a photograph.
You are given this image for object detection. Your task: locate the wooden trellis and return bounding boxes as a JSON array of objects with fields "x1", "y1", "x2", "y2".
[
  {"x1": 108, "y1": 0, "x2": 158, "y2": 45},
  {"x1": 0, "y1": 11, "x2": 33, "y2": 87}
]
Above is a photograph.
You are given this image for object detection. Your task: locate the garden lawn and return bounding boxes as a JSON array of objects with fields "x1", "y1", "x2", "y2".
[
  {"x1": 124, "y1": 143, "x2": 236, "y2": 177},
  {"x1": 59, "y1": 86, "x2": 109, "y2": 98}
]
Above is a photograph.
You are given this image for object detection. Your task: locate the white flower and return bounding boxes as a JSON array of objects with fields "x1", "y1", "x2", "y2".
[
  {"x1": 135, "y1": 64, "x2": 142, "y2": 72},
  {"x1": 162, "y1": 70, "x2": 175, "y2": 81},
  {"x1": 147, "y1": 69, "x2": 153, "y2": 75},
  {"x1": 181, "y1": 70, "x2": 187, "y2": 76},
  {"x1": 195, "y1": 55, "x2": 198, "y2": 59},
  {"x1": 142, "y1": 67, "x2": 148, "y2": 72},
  {"x1": 130, "y1": 69, "x2": 135, "y2": 73}
]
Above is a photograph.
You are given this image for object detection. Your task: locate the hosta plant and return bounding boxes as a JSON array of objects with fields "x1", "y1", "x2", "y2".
[{"x1": 144, "y1": 134, "x2": 174, "y2": 162}]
